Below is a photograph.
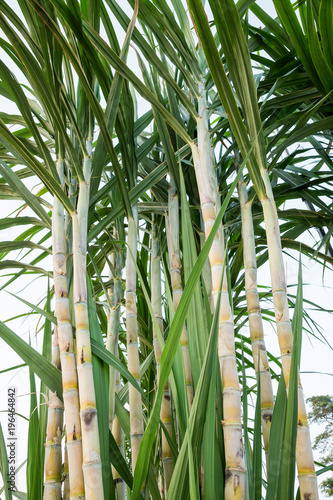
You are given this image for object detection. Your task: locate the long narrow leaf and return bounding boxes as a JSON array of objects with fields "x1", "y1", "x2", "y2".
[{"x1": 0, "y1": 321, "x2": 62, "y2": 400}]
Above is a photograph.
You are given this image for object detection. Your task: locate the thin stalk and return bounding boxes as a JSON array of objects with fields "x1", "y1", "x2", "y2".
[
  {"x1": 158, "y1": 474, "x2": 164, "y2": 500},
  {"x1": 106, "y1": 247, "x2": 119, "y2": 429},
  {"x1": 166, "y1": 185, "x2": 193, "y2": 409},
  {"x1": 126, "y1": 203, "x2": 144, "y2": 472},
  {"x1": 43, "y1": 392, "x2": 63, "y2": 500},
  {"x1": 260, "y1": 171, "x2": 318, "y2": 499},
  {"x1": 191, "y1": 81, "x2": 246, "y2": 498},
  {"x1": 200, "y1": 223, "x2": 214, "y2": 316},
  {"x1": 43, "y1": 326, "x2": 63, "y2": 500},
  {"x1": 106, "y1": 235, "x2": 126, "y2": 499},
  {"x1": 200, "y1": 457, "x2": 205, "y2": 499},
  {"x1": 112, "y1": 371, "x2": 126, "y2": 499},
  {"x1": 63, "y1": 434, "x2": 70, "y2": 500},
  {"x1": 52, "y1": 326, "x2": 61, "y2": 370},
  {"x1": 199, "y1": 223, "x2": 211, "y2": 498},
  {"x1": 73, "y1": 139, "x2": 104, "y2": 499},
  {"x1": 52, "y1": 158, "x2": 84, "y2": 500},
  {"x1": 152, "y1": 222, "x2": 173, "y2": 493},
  {"x1": 238, "y1": 177, "x2": 274, "y2": 467}
]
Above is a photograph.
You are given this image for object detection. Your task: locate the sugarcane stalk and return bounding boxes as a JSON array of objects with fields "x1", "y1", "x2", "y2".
[
  {"x1": 108, "y1": 347, "x2": 126, "y2": 500},
  {"x1": 238, "y1": 177, "x2": 274, "y2": 467},
  {"x1": 112, "y1": 371, "x2": 126, "y2": 500},
  {"x1": 152, "y1": 222, "x2": 173, "y2": 493},
  {"x1": 43, "y1": 326, "x2": 63, "y2": 500},
  {"x1": 260, "y1": 171, "x2": 318, "y2": 499},
  {"x1": 191, "y1": 81, "x2": 246, "y2": 499},
  {"x1": 200, "y1": 224, "x2": 214, "y2": 316},
  {"x1": 158, "y1": 474, "x2": 164, "y2": 500},
  {"x1": 126, "y1": 203, "x2": 144, "y2": 472},
  {"x1": 106, "y1": 236, "x2": 126, "y2": 499},
  {"x1": 44, "y1": 211, "x2": 64, "y2": 500},
  {"x1": 63, "y1": 433, "x2": 70, "y2": 500},
  {"x1": 51, "y1": 158, "x2": 84, "y2": 500},
  {"x1": 199, "y1": 223, "x2": 212, "y2": 499},
  {"x1": 106, "y1": 247, "x2": 119, "y2": 430},
  {"x1": 43, "y1": 392, "x2": 63, "y2": 500},
  {"x1": 166, "y1": 185, "x2": 193, "y2": 409},
  {"x1": 73, "y1": 140, "x2": 104, "y2": 499},
  {"x1": 52, "y1": 326, "x2": 61, "y2": 371}
]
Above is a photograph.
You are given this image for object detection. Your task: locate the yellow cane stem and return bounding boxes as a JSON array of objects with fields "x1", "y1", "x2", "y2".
[
  {"x1": 43, "y1": 392, "x2": 63, "y2": 499},
  {"x1": 72, "y1": 142, "x2": 104, "y2": 499},
  {"x1": 167, "y1": 187, "x2": 193, "y2": 409},
  {"x1": 126, "y1": 204, "x2": 144, "y2": 472},
  {"x1": 152, "y1": 223, "x2": 173, "y2": 493},
  {"x1": 239, "y1": 178, "x2": 274, "y2": 467},
  {"x1": 260, "y1": 172, "x2": 318, "y2": 499},
  {"x1": 51, "y1": 158, "x2": 84, "y2": 500},
  {"x1": 191, "y1": 81, "x2": 246, "y2": 499},
  {"x1": 44, "y1": 325, "x2": 63, "y2": 500}
]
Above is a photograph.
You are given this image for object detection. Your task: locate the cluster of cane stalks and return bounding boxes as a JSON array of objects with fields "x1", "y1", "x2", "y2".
[{"x1": 1, "y1": 1, "x2": 332, "y2": 499}]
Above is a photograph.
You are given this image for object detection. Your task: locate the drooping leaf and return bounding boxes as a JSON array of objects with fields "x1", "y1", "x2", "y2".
[{"x1": 0, "y1": 321, "x2": 62, "y2": 401}]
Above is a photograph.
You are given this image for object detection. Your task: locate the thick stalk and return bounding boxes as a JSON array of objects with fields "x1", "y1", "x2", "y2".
[
  {"x1": 43, "y1": 390, "x2": 63, "y2": 499},
  {"x1": 106, "y1": 242, "x2": 126, "y2": 499},
  {"x1": 44, "y1": 225, "x2": 64, "y2": 500},
  {"x1": 152, "y1": 223, "x2": 173, "y2": 493},
  {"x1": 166, "y1": 186, "x2": 193, "y2": 409},
  {"x1": 126, "y1": 204, "x2": 144, "y2": 471},
  {"x1": 73, "y1": 142, "x2": 104, "y2": 499},
  {"x1": 192, "y1": 81, "x2": 246, "y2": 498},
  {"x1": 260, "y1": 172, "x2": 318, "y2": 499},
  {"x1": 238, "y1": 178, "x2": 274, "y2": 467},
  {"x1": 52, "y1": 159, "x2": 84, "y2": 500}
]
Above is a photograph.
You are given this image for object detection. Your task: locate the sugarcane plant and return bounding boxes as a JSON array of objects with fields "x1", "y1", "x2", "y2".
[{"x1": 0, "y1": 1, "x2": 332, "y2": 499}]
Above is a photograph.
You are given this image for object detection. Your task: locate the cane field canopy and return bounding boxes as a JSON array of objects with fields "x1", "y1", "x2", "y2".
[{"x1": 0, "y1": 0, "x2": 333, "y2": 499}]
